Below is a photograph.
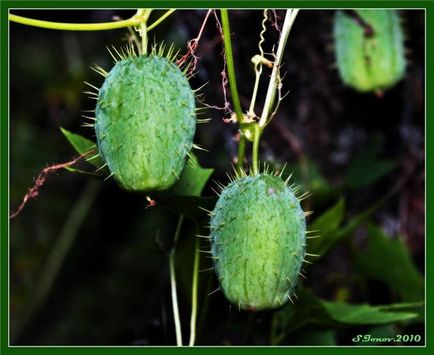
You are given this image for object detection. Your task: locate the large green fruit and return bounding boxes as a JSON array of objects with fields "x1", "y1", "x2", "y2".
[
  {"x1": 95, "y1": 55, "x2": 196, "y2": 191},
  {"x1": 210, "y1": 173, "x2": 306, "y2": 311},
  {"x1": 334, "y1": 10, "x2": 406, "y2": 92}
]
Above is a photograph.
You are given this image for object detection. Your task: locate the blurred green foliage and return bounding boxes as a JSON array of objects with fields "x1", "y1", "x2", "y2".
[{"x1": 355, "y1": 224, "x2": 424, "y2": 303}]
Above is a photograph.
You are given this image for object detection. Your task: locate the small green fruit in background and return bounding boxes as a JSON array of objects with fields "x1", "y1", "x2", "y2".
[
  {"x1": 210, "y1": 173, "x2": 307, "y2": 311},
  {"x1": 334, "y1": 9, "x2": 406, "y2": 93},
  {"x1": 93, "y1": 50, "x2": 196, "y2": 191}
]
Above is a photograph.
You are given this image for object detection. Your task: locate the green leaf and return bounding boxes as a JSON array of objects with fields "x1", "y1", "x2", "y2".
[
  {"x1": 377, "y1": 302, "x2": 425, "y2": 311},
  {"x1": 321, "y1": 301, "x2": 418, "y2": 325},
  {"x1": 60, "y1": 127, "x2": 105, "y2": 169},
  {"x1": 311, "y1": 198, "x2": 345, "y2": 235},
  {"x1": 344, "y1": 142, "x2": 396, "y2": 189},
  {"x1": 167, "y1": 154, "x2": 214, "y2": 197},
  {"x1": 355, "y1": 224, "x2": 424, "y2": 302},
  {"x1": 271, "y1": 288, "x2": 422, "y2": 344},
  {"x1": 156, "y1": 154, "x2": 214, "y2": 221},
  {"x1": 307, "y1": 198, "x2": 345, "y2": 256},
  {"x1": 309, "y1": 187, "x2": 397, "y2": 259}
]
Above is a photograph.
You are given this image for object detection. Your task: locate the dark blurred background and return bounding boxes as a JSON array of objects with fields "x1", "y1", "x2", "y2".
[{"x1": 10, "y1": 9, "x2": 425, "y2": 345}]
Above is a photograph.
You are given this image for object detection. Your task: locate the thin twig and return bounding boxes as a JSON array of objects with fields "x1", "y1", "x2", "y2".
[
  {"x1": 177, "y1": 9, "x2": 212, "y2": 74},
  {"x1": 10, "y1": 151, "x2": 92, "y2": 219}
]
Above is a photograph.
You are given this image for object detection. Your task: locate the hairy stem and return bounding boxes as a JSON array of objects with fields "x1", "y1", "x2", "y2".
[
  {"x1": 188, "y1": 236, "x2": 200, "y2": 346},
  {"x1": 169, "y1": 215, "x2": 184, "y2": 346},
  {"x1": 259, "y1": 9, "x2": 299, "y2": 128}
]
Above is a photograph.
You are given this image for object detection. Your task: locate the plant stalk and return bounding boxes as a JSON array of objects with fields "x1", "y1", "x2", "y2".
[
  {"x1": 248, "y1": 9, "x2": 269, "y2": 116},
  {"x1": 258, "y1": 9, "x2": 299, "y2": 128},
  {"x1": 220, "y1": 9, "x2": 244, "y2": 122},
  {"x1": 237, "y1": 135, "x2": 247, "y2": 171},
  {"x1": 169, "y1": 215, "x2": 184, "y2": 346},
  {"x1": 188, "y1": 236, "x2": 200, "y2": 346},
  {"x1": 220, "y1": 9, "x2": 246, "y2": 173},
  {"x1": 9, "y1": 9, "x2": 174, "y2": 32},
  {"x1": 135, "y1": 9, "x2": 153, "y2": 55},
  {"x1": 147, "y1": 9, "x2": 175, "y2": 31},
  {"x1": 252, "y1": 124, "x2": 261, "y2": 175}
]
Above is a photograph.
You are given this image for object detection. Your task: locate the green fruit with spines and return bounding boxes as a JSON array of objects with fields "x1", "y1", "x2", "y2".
[
  {"x1": 334, "y1": 9, "x2": 406, "y2": 93},
  {"x1": 93, "y1": 48, "x2": 196, "y2": 191},
  {"x1": 210, "y1": 172, "x2": 307, "y2": 311}
]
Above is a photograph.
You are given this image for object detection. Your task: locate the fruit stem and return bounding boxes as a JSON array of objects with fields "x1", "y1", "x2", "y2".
[
  {"x1": 169, "y1": 215, "x2": 184, "y2": 346},
  {"x1": 258, "y1": 9, "x2": 299, "y2": 128},
  {"x1": 252, "y1": 124, "x2": 261, "y2": 175},
  {"x1": 9, "y1": 9, "x2": 174, "y2": 32},
  {"x1": 188, "y1": 235, "x2": 200, "y2": 346},
  {"x1": 135, "y1": 9, "x2": 153, "y2": 55},
  {"x1": 237, "y1": 135, "x2": 247, "y2": 171},
  {"x1": 141, "y1": 21, "x2": 148, "y2": 55}
]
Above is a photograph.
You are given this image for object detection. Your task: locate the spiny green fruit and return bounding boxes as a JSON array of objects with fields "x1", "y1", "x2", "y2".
[
  {"x1": 93, "y1": 51, "x2": 196, "y2": 191},
  {"x1": 210, "y1": 173, "x2": 307, "y2": 311},
  {"x1": 334, "y1": 10, "x2": 406, "y2": 93}
]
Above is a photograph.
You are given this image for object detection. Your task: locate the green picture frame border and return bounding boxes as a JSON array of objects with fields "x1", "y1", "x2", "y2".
[{"x1": 1, "y1": 0, "x2": 430, "y2": 353}]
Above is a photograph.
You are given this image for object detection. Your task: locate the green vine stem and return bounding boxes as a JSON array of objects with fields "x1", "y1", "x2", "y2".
[
  {"x1": 169, "y1": 215, "x2": 184, "y2": 346},
  {"x1": 136, "y1": 9, "x2": 153, "y2": 55},
  {"x1": 220, "y1": 9, "x2": 247, "y2": 173},
  {"x1": 9, "y1": 9, "x2": 175, "y2": 32},
  {"x1": 248, "y1": 9, "x2": 268, "y2": 116},
  {"x1": 237, "y1": 136, "x2": 247, "y2": 173},
  {"x1": 221, "y1": 10, "x2": 299, "y2": 174},
  {"x1": 147, "y1": 9, "x2": 175, "y2": 31},
  {"x1": 258, "y1": 9, "x2": 299, "y2": 128},
  {"x1": 248, "y1": 9, "x2": 299, "y2": 173},
  {"x1": 188, "y1": 235, "x2": 200, "y2": 346},
  {"x1": 220, "y1": 10, "x2": 244, "y2": 121},
  {"x1": 251, "y1": 124, "x2": 261, "y2": 175}
]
